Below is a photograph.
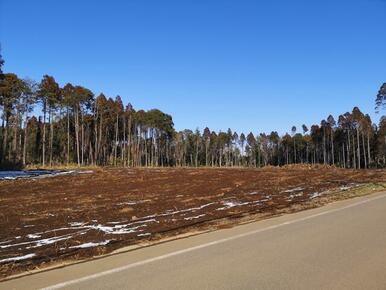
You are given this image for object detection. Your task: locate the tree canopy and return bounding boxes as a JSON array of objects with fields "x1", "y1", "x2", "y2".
[
  {"x1": 0, "y1": 68, "x2": 385, "y2": 169},
  {"x1": 376, "y1": 83, "x2": 386, "y2": 112}
]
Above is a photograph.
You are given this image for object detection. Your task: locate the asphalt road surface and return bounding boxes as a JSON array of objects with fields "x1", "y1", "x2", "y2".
[{"x1": 2, "y1": 191, "x2": 386, "y2": 290}]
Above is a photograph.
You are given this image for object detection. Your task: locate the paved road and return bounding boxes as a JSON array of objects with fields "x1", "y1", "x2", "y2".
[{"x1": 2, "y1": 191, "x2": 386, "y2": 290}]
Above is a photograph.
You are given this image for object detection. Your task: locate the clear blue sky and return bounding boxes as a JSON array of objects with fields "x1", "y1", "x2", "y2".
[{"x1": 1, "y1": 0, "x2": 385, "y2": 134}]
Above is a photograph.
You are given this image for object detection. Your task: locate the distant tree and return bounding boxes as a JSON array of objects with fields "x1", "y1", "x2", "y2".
[
  {"x1": 62, "y1": 83, "x2": 75, "y2": 165},
  {"x1": 302, "y1": 124, "x2": 309, "y2": 163},
  {"x1": 327, "y1": 115, "x2": 336, "y2": 165},
  {"x1": 216, "y1": 131, "x2": 227, "y2": 167},
  {"x1": 282, "y1": 133, "x2": 292, "y2": 164},
  {"x1": 0, "y1": 73, "x2": 24, "y2": 162},
  {"x1": 94, "y1": 93, "x2": 108, "y2": 165},
  {"x1": 320, "y1": 120, "x2": 329, "y2": 164},
  {"x1": 361, "y1": 114, "x2": 373, "y2": 166},
  {"x1": 352, "y1": 107, "x2": 365, "y2": 169},
  {"x1": 302, "y1": 124, "x2": 308, "y2": 135},
  {"x1": 232, "y1": 131, "x2": 239, "y2": 166},
  {"x1": 113, "y1": 96, "x2": 123, "y2": 166},
  {"x1": 20, "y1": 78, "x2": 37, "y2": 165},
  {"x1": 247, "y1": 132, "x2": 256, "y2": 167},
  {"x1": 72, "y1": 85, "x2": 93, "y2": 166},
  {"x1": 376, "y1": 117, "x2": 386, "y2": 166},
  {"x1": 310, "y1": 125, "x2": 321, "y2": 164},
  {"x1": 203, "y1": 127, "x2": 211, "y2": 166},
  {"x1": 376, "y1": 83, "x2": 386, "y2": 112},
  {"x1": 125, "y1": 102, "x2": 134, "y2": 167},
  {"x1": 291, "y1": 126, "x2": 297, "y2": 163},
  {"x1": 37, "y1": 75, "x2": 60, "y2": 166},
  {"x1": 1, "y1": 62, "x2": 385, "y2": 169},
  {"x1": 194, "y1": 128, "x2": 201, "y2": 167},
  {"x1": 209, "y1": 131, "x2": 217, "y2": 167},
  {"x1": 239, "y1": 133, "x2": 246, "y2": 165},
  {"x1": 225, "y1": 128, "x2": 233, "y2": 166},
  {"x1": 0, "y1": 44, "x2": 4, "y2": 79}
]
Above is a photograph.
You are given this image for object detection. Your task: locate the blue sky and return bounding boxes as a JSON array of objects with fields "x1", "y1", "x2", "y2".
[{"x1": 1, "y1": 0, "x2": 385, "y2": 134}]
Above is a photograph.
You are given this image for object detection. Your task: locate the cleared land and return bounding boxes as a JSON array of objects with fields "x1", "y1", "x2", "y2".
[{"x1": 0, "y1": 166, "x2": 385, "y2": 278}]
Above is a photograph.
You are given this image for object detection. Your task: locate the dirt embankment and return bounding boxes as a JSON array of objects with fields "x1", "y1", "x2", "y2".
[{"x1": 0, "y1": 166, "x2": 385, "y2": 278}]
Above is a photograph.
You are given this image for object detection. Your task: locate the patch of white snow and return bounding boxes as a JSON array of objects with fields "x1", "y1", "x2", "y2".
[{"x1": 0, "y1": 253, "x2": 36, "y2": 263}]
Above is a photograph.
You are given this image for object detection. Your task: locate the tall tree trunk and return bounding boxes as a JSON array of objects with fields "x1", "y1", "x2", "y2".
[
  {"x1": 81, "y1": 112, "x2": 84, "y2": 166},
  {"x1": 75, "y1": 106, "x2": 80, "y2": 167},
  {"x1": 12, "y1": 113, "x2": 18, "y2": 162},
  {"x1": 306, "y1": 144, "x2": 309, "y2": 164},
  {"x1": 49, "y1": 109, "x2": 54, "y2": 167},
  {"x1": 367, "y1": 133, "x2": 371, "y2": 166},
  {"x1": 219, "y1": 149, "x2": 222, "y2": 167},
  {"x1": 362, "y1": 133, "x2": 367, "y2": 168},
  {"x1": 323, "y1": 130, "x2": 326, "y2": 165},
  {"x1": 0, "y1": 114, "x2": 4, "y2": 161},
  {"x1": 122, "y1": 115, "x2": 126, "y2": 166},
  {"x1": 286, "y1": 145, "x2": 289, "y2": 165},
  {"x1": 67, "y1": 108, "x2": 70, "y2": 165},
  {"x1": 98, "y1": 115, "x2": 103, "y2": 164},
  {"x1": 127, "y1": 116, "x2": 132, "y2": 167},
  {"x1": 347, "y1": 131, "x2": 351, "y2": 167},
  {"x1": 205, "y1": 142, "x2": 209, "y2": 167},
  {"x1": 42, "y1": 106, "x2": 46, "y2": 166},
  {"x1": 356, "y1": 127, "x2": 361, "y2": 169},
  {"x1": 195, "y1": 138, "x2": 199, "y2": 167},
  {"x1": 22, "y1": 113, "x2": 29, "y2": 166},
  {"x1": 293, "y1": 139, "x2": 296, "y2": 163},
  {"x1": 331, "y1": 131, "x2": 334, "y2": 165},
  {"x1": 352, "y1": 134, "x2": 356, "y2": 169},
  {"x1": 342, "y1": 144, "x2": 345, "y2": 168},
  {"x1": 114, "y1": 114, "x2": 118, "y2": 166},
  {"x1": 346, "y1": 142, "x2": 349, "y2": 168}
]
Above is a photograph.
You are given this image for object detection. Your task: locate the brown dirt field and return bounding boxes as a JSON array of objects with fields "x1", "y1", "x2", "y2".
[{"x1": 0, "y1": 166, "x2": 385, "y2": 278}]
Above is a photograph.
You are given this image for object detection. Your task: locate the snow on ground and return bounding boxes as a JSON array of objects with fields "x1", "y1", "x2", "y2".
[
  {"x1": 0, "y1": 219, "x2": 160, "y2": 254},
  {"x1": 0, "y1": 186, "x2": 342, "y2": 254},
  {"x1": 184, "y1": 214, "x2": 206, "y2": 220},
  {"x1": 340, "y1": 184, "x2": 358, "y2": 191},
  {"x1": 216, "y1": 200, "x2": 251, "y2": 211},
  {"x1": 69, "y1": 222, "x2": 86, "y2": 227},
  {"x1": 155, "y1": 202, "x2": 216, "y2": 217},
  {"x1": 287, "y1": 192, "x2": 304, "y2": 200},
  {"x1": 117, "y1": 199, "x2": 151, "y2": 206},
  {"x1": 0, "y1": 183, "x2": 360, "y2": 267},
  {"x1": 26, "y1": 232, "x2": 87, "y2": 249},
  {"x1": 309, "y1": 189, "x2": 332, "y2": 199},
  {"x1": 137, "y1": 233, "x2": 151, "y2": 237},
  {"x1": 0, "y1": 240, "x2": 12, "y2": 245},
  {"x1": 88, "y1": 224, "x2": 147, "y2": 235},
  {"x1": 282, "y1": 187, "x2": 304, "y2": 193},
  {"x1": 0, "y1": 231, "x2": 85, "y2": 250},
  {"x1": 69, "y1": 240, "x2": 110, "y2": 249},
  {"x1": 117, "y1": 201, "x2": 138, "y2": 205},
  {"x1": 0, "y1": 254, "x2": 36, "y2": 264},
  {"x1": 0, "y1": 170, "x2": 93, "y2": 180},
  {"x1": 27, "y1": 234, "x2": 41, "y2": 239},
  {"x1": 310, "y1": 192, "x2": 322, "y2": 199}
]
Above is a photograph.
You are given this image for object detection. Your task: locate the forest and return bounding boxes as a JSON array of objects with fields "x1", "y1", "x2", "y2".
[{"x1": 0, "y1": 52, "x2": 385, "y2": 169}]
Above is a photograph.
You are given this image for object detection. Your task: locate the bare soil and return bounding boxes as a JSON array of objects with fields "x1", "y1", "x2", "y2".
[{"x1": 0, "y1": 166, "x2": 385, "y2": 278}]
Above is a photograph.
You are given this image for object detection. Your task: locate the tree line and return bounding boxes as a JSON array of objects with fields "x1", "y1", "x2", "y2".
[{"x1": 0, "y1": 55, "x2": 385, "y2": 169}]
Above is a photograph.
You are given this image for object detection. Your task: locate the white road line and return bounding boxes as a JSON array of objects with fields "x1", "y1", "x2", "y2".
[{"x1": 41, "y1": 193, "x2": 386, "y2": 290}]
